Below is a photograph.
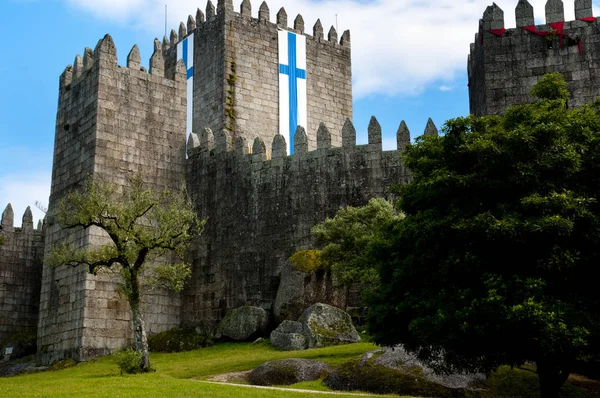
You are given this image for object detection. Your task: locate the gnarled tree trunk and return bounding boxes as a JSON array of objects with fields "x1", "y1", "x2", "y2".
[
  {"x1": 129, "y1": 271, "x2": 150, "y2": 371},
  {"x1": 537, "y1": 360, "x2": 570, "y2": 398}
]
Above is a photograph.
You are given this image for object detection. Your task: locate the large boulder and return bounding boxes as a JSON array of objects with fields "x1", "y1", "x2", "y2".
[
  {"x1": 270, "y1": 320, "x2": 307, "y2": 351},
  {"x1": 249, "y1": 358, "x2": 332, "y2": 386},
  {"x1": 217, "y1": 306, "x2": 269, "y2": 341},
  {"x1": 365, "y1": 346, "x2": 485, "y2": 389},
  {"x1": 324, "y1": 346, "x2": 485, "y2": 397},
  {"x1": 298, "y1": 303, "x2": 360, "y2": 348},
  {"x1": 273, "y1": 262, "x2": 349, "y2": 324}
]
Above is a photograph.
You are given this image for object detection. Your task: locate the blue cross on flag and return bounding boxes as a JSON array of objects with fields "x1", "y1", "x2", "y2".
[
  {"x1": 177, "y1": 34, "x2": 195, "y2": 138},
  {"x1": 278, "y1": 31, "x2": 307, "y2": 155}
]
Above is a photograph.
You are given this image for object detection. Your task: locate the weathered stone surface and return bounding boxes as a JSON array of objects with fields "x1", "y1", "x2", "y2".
[
  {"x1": 270, "y1": 321, "x2": 307, "y2": 351},
  {"x1": 324, "y1": 346, "x2": 484, "y2": 396},
  {"x1": 298, "y1": 303, "x2": 360, "y2": 348},
  {"x1": 396, "y1": 121, "x2": 411, "y2": 152},
  {"x1": 38, "y1": 27, "x2": 187, "y2": 364},
  {"x1": 0, "y1": 206, "x2": 43, "y2": 343},
  {"x1": 575, "y1": 0, "x2": 593, "y2": 19},
  {"x1": 273, "y1": 263, "x2": 349, "y2": 325},
  {"x1": 515, "y1": 0, "x2": 534, "y2": 27},
  {"x1": 423, "y1": 118, "x2": 438, "y2": 137},
  {"x1": 1, "y1": 204, "x2": 14, "y2": 231},
  {"x1": 217, "y1": 306, "x2": 269, "y2": 341},
  {"x1": 276, "y1": 7, "x2": 287, "y2": 27},
  {"x1": 249, "y1": 358, "x2": 331, "y2": 386},
  {"x1": 363, "y1": 346, "x2": 485, "y2": 389},
  {"x1": 545, "y1": 0, "x2": 564, "y2": 24},
  {"x1": 469, "y1": 0, "x2": 600, "y2": 116}
]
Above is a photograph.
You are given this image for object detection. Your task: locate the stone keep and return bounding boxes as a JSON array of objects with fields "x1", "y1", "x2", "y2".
[
  {"x1": 0, "y1": 0, "x2": 437, "y2": 363},
  {"x1": 468, "y1": 0, "x2": 600, "y2": 116}
]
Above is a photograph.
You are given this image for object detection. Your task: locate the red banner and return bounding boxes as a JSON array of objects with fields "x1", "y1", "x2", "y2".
[
  {"x1": 487, "y1": 28, "x2": 507, "y2": 37},
  {"x1": 523, "y1": 22, "x2": 567, "y2": 46},
  {"x1": 578, "y1": 17, "x2": 596, "y2": 22},
  {"x1": 549, "y1": 21, "x2": 565, "y2": 46}
]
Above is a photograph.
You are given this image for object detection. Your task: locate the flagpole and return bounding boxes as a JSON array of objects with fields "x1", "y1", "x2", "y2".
[{"x1": 165, "y1": 5, "x2": 168, "y2": 38}]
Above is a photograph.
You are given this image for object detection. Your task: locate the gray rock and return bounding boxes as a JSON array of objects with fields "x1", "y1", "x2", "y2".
[
  {"x1": 249, "y1": 358, "x2": 331, "y2": 386},
  {"x1": 270, "y1": 321, "x2": 307, "y2": 351},
  {"x1": 298, "y1": 303, "x2": 360, "y2": 348},
  {"x1": 364, "y1": 346, "x2": 485, "y2": 390},
  {"x1": 273, "y1": 262, "x2": 348, "y2": 324},
  {"x1": 217, "y1": 306, "x2": 269, "y2": 341},
  {"x1": 324, "y1": 347, "x2": 483, "y2": 396}
]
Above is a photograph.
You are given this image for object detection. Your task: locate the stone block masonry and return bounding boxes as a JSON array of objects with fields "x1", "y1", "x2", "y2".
[
  {"x1": 182, "y1": 117, "x2": 424, "y2": 326},
  {"x1": 0, "y1": 206, "x2": 44, "y2": 343},
  {"x1": 38, "y1": 33, "x2": 188, "y2": 364},
  {"x1": 164, "y1": 0, "x2": 352, "y2": 153},
  {"x1": 468, "y1": 0, "x2": 600, "y2": 116},
  {"x1": 27, "y1": 0, "x2": 431, "y2": 364}
]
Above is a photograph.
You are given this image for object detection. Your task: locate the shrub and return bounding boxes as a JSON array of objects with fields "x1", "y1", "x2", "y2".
[
  {"x1": 147, "y1": 328, "x2": 213, "y2": 353},
  {"x1": 113, "y1": 348, "x2": 143, "y2": 375}
]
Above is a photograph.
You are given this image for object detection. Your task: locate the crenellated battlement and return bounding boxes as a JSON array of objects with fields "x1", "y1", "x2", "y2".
[
  {"x1": 60, "y1": 34, "x2": 186, "y2": 96},
  {"x1": 165, "y1": 0, "x2": 350, "y2": 51},
  {"x1": 468, "y1": 1, "x2": 600, "y2": 116},
  {"x1": 186, "y1": 117, "x2": 437, "y2": 161},
  {"x1": 1, "y1": 204, "x2": 44, "y2": 233}
]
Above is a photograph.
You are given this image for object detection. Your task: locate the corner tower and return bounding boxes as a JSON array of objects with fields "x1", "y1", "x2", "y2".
[
  {"x1": 468, "y1": 0, "x2": 599, "y2": 116},
  {"x1": 38, "y1": 35, "x2": 188, "y2": 363}
]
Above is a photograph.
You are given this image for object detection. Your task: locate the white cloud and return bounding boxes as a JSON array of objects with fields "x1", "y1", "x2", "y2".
[
  {"x1": 439, "y1": 85, "x2": 454, "y2": 92},
  {"x1": 0, "y1": 173, "x2": 50, "y2": 228},
  {"x1": 61, "y1": 0, "x2": 597, "y2": 98}
]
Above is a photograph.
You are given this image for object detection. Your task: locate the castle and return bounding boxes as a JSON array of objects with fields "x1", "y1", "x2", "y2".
[{"x1": 1, "y1": 0, "x2": 598, "y2": 364}]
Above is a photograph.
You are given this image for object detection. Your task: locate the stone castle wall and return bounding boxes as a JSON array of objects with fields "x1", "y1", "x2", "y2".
[
  {"x1": 468, "y1": 0, "x2": 600, "y2": 116},
  {"x1": 181, "y1": 118, "x2": 418, "y2": 326},
  {"x1": 0, "y1": 206, "x2": 44, "y2": 343},
  {"x1": 38, "y1": 34, "x2": 188, "y2": 363}
]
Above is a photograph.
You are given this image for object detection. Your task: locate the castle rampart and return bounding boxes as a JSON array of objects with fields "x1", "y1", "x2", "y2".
[
  {"x1": 0, "y1": 205, "x2": 44, "y2": 343},
  {"x1": 468, "y1": 0, "x2": 600, "y2": 116},
  {"x1": 38, "y1": 34, "x2": 188, "y2": 363},
  {"x1": 181, "y1": 117, "x2": 429, "y2": 325}
]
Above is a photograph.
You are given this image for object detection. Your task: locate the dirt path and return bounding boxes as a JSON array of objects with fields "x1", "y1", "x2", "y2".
[{"x1": 194, "y1": 379, "x2": 399, "y2": 397}]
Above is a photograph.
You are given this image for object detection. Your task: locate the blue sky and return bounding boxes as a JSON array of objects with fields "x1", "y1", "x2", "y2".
[{"x1": 0, "y1": 0, "x2": 597, "y2": 225}]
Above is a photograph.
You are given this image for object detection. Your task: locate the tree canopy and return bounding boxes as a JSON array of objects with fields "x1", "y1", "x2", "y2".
[
  {"x1": 47, "y1": 176, "x2": 205, "y2": 372},
  {"x1": 366, "y1": 74, "x2": 600, "y2": 397},
  {"x1": 290, "y1": 198, "x2": 402, "y2": 292}
]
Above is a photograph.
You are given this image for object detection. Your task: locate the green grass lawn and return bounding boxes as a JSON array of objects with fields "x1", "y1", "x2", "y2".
[
  {"x1": 0, "y1": 341, "x2": 594, "y2": 398},
  {"x1": 0, "y1": 341, "x2": 393, "y2": 398}
]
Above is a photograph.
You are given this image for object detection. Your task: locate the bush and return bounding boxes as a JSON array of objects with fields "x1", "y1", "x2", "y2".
[
  {"x1": 1, "y1": 330, "x2": 37, "y2": 360},
  {"x1": 49, "y1": 358, "x2": 78, "y2": 371},
  {"x1": 113, "y1": 348, "x2": 143, "y2": 375},
  {"x1": 147, "y1": 328, "x2": 213, "y2": 353},
  {"x1": 324, "y1": 359, "x2": 458, "y2": 397}
]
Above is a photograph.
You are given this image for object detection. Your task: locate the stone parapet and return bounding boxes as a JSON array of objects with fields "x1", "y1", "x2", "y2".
[{"x1": 468, "y1": 0, "x2": 599, "y2": 116}]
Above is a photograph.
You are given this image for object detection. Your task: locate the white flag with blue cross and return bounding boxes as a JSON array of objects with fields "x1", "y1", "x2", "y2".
[
  {"x1": 278, "y1": 30, "x2": 307, "y2": 155},
  {"x1": 177, "y1": 34, "x2": 194, "y2": 138}
]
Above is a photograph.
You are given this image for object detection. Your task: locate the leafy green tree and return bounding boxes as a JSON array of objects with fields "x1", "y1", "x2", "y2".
[
  {"x1": 367, "y1": 74, "x2": 600, "y2": 398},
  {"x1": 291, "y1": 198, "x2": 402, "y2": 293},
  {"x1": 47, "y1": 176, "x2": 205, "y2": 372}
]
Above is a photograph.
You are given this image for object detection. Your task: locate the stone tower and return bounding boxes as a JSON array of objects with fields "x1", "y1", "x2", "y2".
[
  {"x1": 468, "y1": 0, "x2": 599, "y2": 116},
  {"x1": 163, "y1": 0, "x2": 353, "y2": 151},
  {"x1": 37, "y1": 35, "x2": 188, "y2": 363}
]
